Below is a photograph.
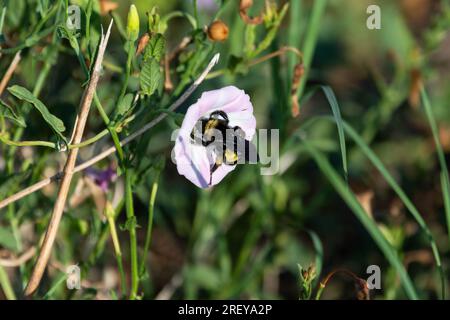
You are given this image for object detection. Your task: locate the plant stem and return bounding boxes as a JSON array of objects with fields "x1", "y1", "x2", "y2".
[
  {"x1": 89, "y1": 38, "x2": 138, "y2": 300},
  {"x1": 125, "y1": 169, "x2": 139, "y2": 299},
  {"x1": 119, "y1": 42, "x2": 134, "y2": 103},
  {"x1": 295, "y1": 0, "x2": 327, "y2": 106},
  {"x1": 193, "y1": 0, "x2": 199, "y2": 28},
  {"x1": 0, "y1": 266, "x2": 16, "y2": 300},
  {"x1": 287, "y1": 0, "x2": 302, "y2": 83},
  {"x1": 93, "y1": 94, "x2": 125, "y2": 162},
  {"x1": 0, "y1": 129, "x2": 111, "y2": 150},
  {"x1": 0, "y1": 135, "x2": 56, "y2": 148},
  {"x1": 93, "y1": 93, "x2": 136, "y2": 300},
  {"x1": 139, "y1": 173, "x2": 160, "y2": 276},
  {"x1": 105, "y1": 202, "x2": 127, "y2": 296}
]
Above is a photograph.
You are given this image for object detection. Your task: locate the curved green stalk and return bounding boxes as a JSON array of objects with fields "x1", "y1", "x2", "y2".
[
  {"x1": 295, "y1": 0, "x2": 327, "y2": 107},
  {"x1": 0, "y1": 266, "x2": 16, "y2": 300},
  {"x1": 139, "y1": 173, "x2": 160, "y2": 277},
  {"x1": 302, "y1": 140, "x2": 419, "y2": 300}
]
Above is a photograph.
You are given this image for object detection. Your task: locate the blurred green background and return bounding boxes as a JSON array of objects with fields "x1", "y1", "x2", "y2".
[{"x1": 1, "y1": 0, "x2": 450, "y2": 300}]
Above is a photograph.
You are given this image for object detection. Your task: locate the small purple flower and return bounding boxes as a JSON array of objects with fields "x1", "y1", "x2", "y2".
[
  {"x1": 173, "y1": 86, "x2": 256, "y2": 188},
  {"x1": 85, "y1": 165, "x2": 117, "y2": 192}
]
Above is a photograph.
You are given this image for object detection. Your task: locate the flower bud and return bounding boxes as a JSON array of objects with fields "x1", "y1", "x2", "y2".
[
  {"x1": 147, "y1": 7, "x2": 162, "y2": 33},
  {"x1": 126, "y1": 4, "x2": 140, "y2": 41},
  {"x1": 207, "y1": 20, "x2": 229, "y2": 42}
]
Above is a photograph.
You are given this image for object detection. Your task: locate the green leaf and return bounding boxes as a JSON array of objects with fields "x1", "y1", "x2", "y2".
[
  {"x1": 0, "y1": 170, "x2": 32, "y2": 199},
  {"x1": 0, "y1": 99, "x2": 26, "y2": 127},
  {"x1": 171, "y1": 112, "x2": 185, "y2": 127},
  {"x1": 143, "y1": 33, "x2": 165, "y2": 62},
  {"x1": 140, "y1": 58, "x2": 161, "y2": 96},
  {"x1": 56, "y1": 25, "x2": 80, "y2": 55},
  {"x1": 0, "y1": 226, "x2": 17, "y2": 252},
  {"x1": 8, "y1": 85, "x2": 66, "y2": 139},
  {"x1": 116, "y1": 93, "x2": 134, "y2": 117}
]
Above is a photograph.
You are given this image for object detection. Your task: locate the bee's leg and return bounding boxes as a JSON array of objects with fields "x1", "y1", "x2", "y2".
[{"x1": 209, "y1": 157, "x2": 223, "y2": 185}]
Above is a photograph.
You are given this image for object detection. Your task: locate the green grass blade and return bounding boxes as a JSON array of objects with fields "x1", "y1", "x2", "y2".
[
  {"x1": 342, "y1": 120, "x2": 445, "y2": 299},
  {"x1": 288, "y1": 85, "x2": 348, "y2": 180},
  {"x1": 0, "y1": 265, "x2": 16, "y2": 300},
  {"x1": 0, "y1": 7, "x2": 7, "y2": 34},
  {"x1": 296, "y1": 0, "x2": 327, "y2": 105},
  {"x1": 441, "y1": 171, "x2": 450, "y2": 244},
  {"x1": 43, "y1": 272, "x2": 67, "y2": 300},
  {"x1": 287, "y1": 0, "x2": 302, "y2": 82},
  {"x1": 320, "y1": 85, "x2": 348, "y2": 181},
  {"x1": 421, "y1": 87, "x2": 450, "y2": 248},
  {"x1": 302, "y1": 141, "x2": 419, "y2": 299}
]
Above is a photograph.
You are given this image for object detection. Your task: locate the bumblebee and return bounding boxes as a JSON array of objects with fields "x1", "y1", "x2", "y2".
[{"x1": 191, "y1": 110, "x2": 258, "y2": 185}]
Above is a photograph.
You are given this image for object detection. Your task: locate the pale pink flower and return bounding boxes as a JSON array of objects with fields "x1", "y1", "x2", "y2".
[{"x1": 174, "y1": 86, "x2": 256, "y2": 188}]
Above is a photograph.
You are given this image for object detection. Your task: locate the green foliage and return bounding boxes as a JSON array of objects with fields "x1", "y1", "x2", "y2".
[
  {"x1": 56, "y1": 25, "x2": 80, "y2": 55},
  {"x1": 7, "y1": 85, "x2": 66, "y2": 140},
  {"x1": 0, "y1": 99, "x2": 26, "y2": 127},
  {"x1": 0, "y1": 226, "x2": 17, "y2": 251},
  {"x1": 140, "y1": 58, "x2": 161, "y2": 97}
]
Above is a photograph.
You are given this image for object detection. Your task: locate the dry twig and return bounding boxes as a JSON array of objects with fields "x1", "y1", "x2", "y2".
[
  {"x1": 0, "y1": 247, "x2": 36, "y2": 268},
  {"x1": 0, "y1": 50, "x2": 21, "y2": 96},
  {"x1": 24, "y1": 20, "x2": 114, "y2": 296}
]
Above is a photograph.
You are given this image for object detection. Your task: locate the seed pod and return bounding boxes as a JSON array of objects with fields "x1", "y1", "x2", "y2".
[
  {"x1": 239, "y1": 0, "x2": 263, "y2": 25},
  {"x1": 207, "y1": 20, "x2": 229, "y2": 42},
  {"x1": 126, "y1": 4, "x2": 140, "y2": 41},
  {"x1": 290, "y1": 63, "x2": 305, "y2": 117},
  {"x1": 147, "y1": 7, "x2": 162, "y2": 34}
]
